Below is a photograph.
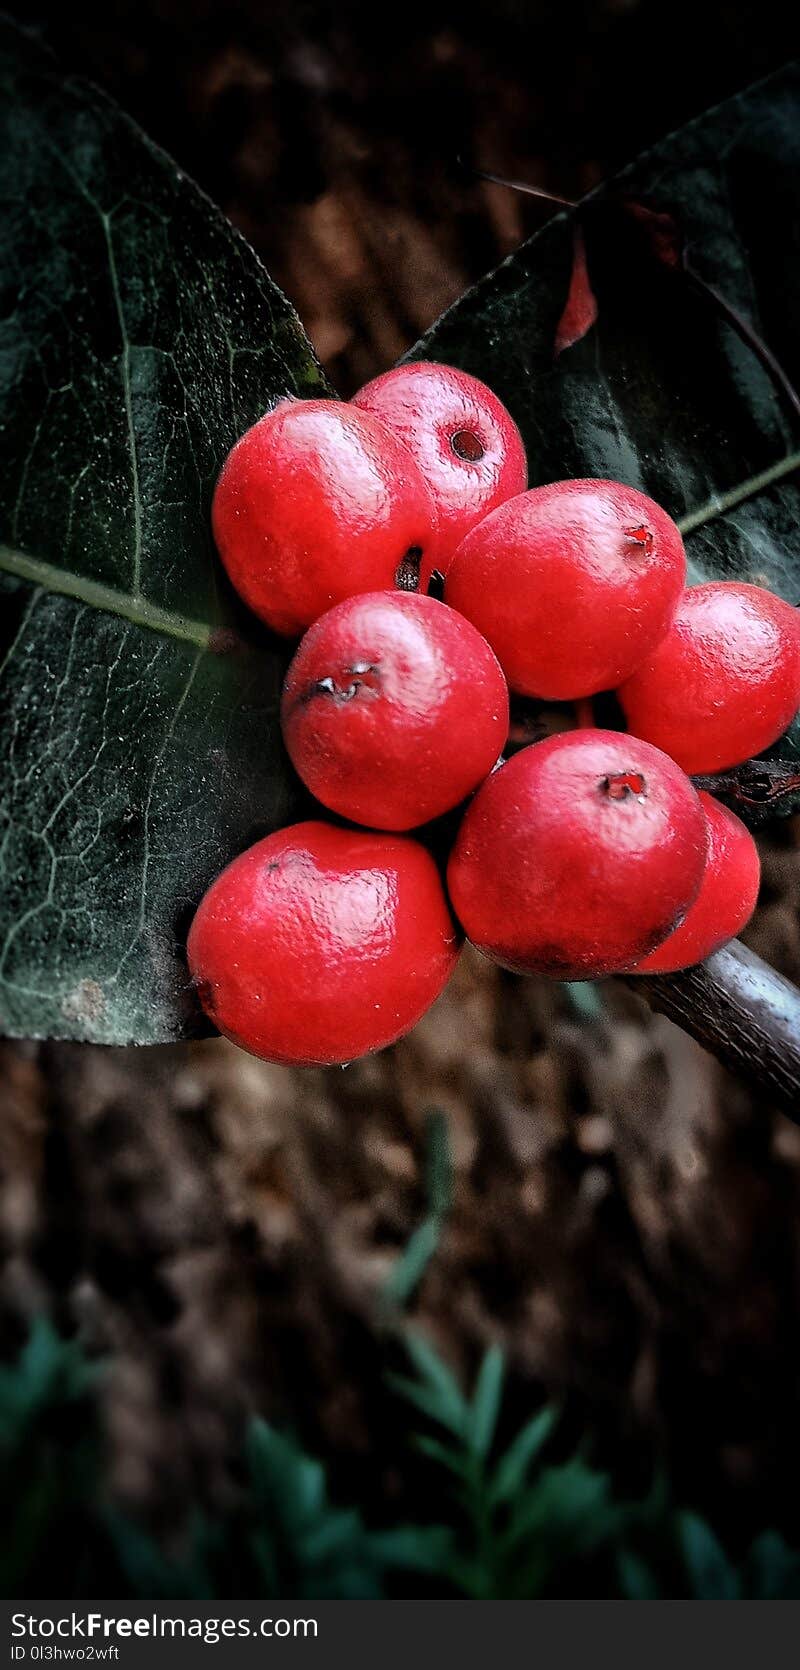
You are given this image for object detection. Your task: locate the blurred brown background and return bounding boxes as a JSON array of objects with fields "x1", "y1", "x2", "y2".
[
  {"x1": 18, "y1": 0, "x2": 799, "y2": 395},
  {"x1": 4, "y1": 0, "x2": 800, "y2": 1575}
]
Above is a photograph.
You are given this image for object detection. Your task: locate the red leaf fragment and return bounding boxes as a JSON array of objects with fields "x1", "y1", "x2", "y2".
[
  {"x1": 622, "y1": 200, "x2": 685, "y2": 270},
  {"x1": 554, "y1": 226, "x2": 598, "y2": 356}
]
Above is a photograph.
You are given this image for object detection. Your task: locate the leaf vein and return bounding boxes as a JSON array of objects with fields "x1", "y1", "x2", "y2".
[
  {"x1": 678, "y1": 450, "x2": 800, "y2": 537},
  {"x1": 0, "y1": 545, "x2": 212, "y2": 649}
]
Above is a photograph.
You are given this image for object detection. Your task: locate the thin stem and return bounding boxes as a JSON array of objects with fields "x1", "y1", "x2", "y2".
[
  {"x1": 626, "y1": 940, "x2": 800, "y2": 1118},
  {"x1": 460, "y1": 161, "x2": 576, "y2": 210}
]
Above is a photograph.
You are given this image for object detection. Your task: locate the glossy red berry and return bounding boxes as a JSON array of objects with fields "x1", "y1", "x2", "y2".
[
  {"x1": 443, "y1": 478, "x2": 686, "y2": 699},
  {"x1": 188, "y1": 822, "x2": 461, "y2": 1066},
  {"x1": 212, "y1": 399, "x2": 438, "y2": 636},
  {"x1": 446, "y1": 729, "x2": 708, "y2": 979},
  {"x1": 628, "y1": 792, "x2": 760, "y2": 974},
  {"x1": 281, "y1": 591, "x2": 509, "y2": 831},
  {"x1": 351, "y1": 363, "x2": 527, "y2": 578},
  {"x1": 618, "y1": 582, "x2": 800, "y2": 774}
]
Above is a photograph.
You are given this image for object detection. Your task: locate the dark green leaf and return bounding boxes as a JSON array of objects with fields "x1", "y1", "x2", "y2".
[
  {"x1": 381, "y1": 1109, "x2": 453, "y2": 1309},
  {"x1": 677, "y1": 1511, "x2": 741, "y2": 1599},
  {"x1": 0, "y1": 1316, "x2": 98, "y2": 1441},
  {"x1": 489, "y1": 1405, "x2": 558, "y2": 1506},
  {"x1": 243, "y1": 1419, "x2": 382, "y2": 1598},
  {"x1": 412, "y1": 1433, "x2": 469, "y2": 1477},
  {"x1": 392, "y1": 1332, "x2": 470, "y2": 1439},
  {"x1": 743, "y1": 1529, "x2": 800, "y2": 1598},
  {"x1": 500, "y1": 1455, "x2": 620, "y2": 1559},
  {"x1": 367, "y1": 1524, "x2": 456, "y2": 1578},
  {"x1": 387, "y1": 1372, "x2": 467, "y2": 1437},
  {"x1": 382, "y1": 1218, "x2": 442, "y2": 1309},
  {"x1": 616, "y1": 1546, "x2": 662, "y2": 1600},
  {"x1": 105, "y1": 1511, "x2": 220, "y2": 1600},
  {"x1": 0, "y1": 1320, "x2": 103, "y2": 1595},
  {"x1": 409, "y1": 66, "x2": 800, "y2": 797},
  {"x1": 0, "y1": 21, "x2": 328, "y2": 1043},
  {"x1": 468, "y1": 1345, "x2": 505, "y2": 1458},
  {"x1": 423, "y1": 1106, "x2": 454, "y2": 1219},
  {"x1": 246, "y1": 1419, "x2": 327, "y2": 1531}
]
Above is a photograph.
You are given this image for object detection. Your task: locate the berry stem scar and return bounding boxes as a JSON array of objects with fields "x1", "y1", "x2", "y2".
[{"x1": 601, "y1": 772, "x2": 647, "y2": 801}]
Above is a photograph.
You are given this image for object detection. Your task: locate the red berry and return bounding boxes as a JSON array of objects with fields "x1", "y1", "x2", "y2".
[
  {"x1": 628, "y1": 792, "x2": 760, "y2": 974},
  {"x1": 351, "y1": 363, "x2": 527, "y2": 577},
  {"x1": 212, "y1": 399, "x2": 438, "y2": 636},
  {"x1": 187, "y1": 821, "x2": 460, "y2": 1066},
  {"x1": 443, "y1": 479, "x2": 686, "y2": 699},
  {"x1": 618, "y1": 582, "x2": 800, "y2": 773},
  {"x1": 281, "y1": 592, "x2": 509, "y2": 831},
  {"x1": 446, "y1": 729, "x2": 708, "y2": 979}
]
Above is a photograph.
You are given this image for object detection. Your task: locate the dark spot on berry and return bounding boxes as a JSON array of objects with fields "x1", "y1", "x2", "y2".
[
  {"x1": 623, "y1": 524, "x2": 654, "y2": 557},
  {"x1": 304, "y1": 665, "x2": 382, "y2": 704},
  {"x1": 450, "y1": 428, "x2": 485, "y2": 462},
  {"x1": 396, "y1": 547, "x2": 422, "y2": 590},
  {"x1": 600, "y1": 771, "x2": 647, "y2": 801}
]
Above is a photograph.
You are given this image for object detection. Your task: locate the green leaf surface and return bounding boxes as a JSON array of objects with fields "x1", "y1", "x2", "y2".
[
  {"x1": 408, "y1": 66, "x2": 800, "y2": 783},
  {"x1": 468, "y1": 1344, "x2": 505, "y2": 1459},
  {"x1": 366, "y1": 1523, "x2": 456, "y2": 1579},
  {"x1": 743, "y1": 1529, "x2": 800, "y2": 1599},
  {"x1": 0, "y1": 21, "x2": 328, "y2": 1043},
  {"x1": 616, "y1": 1546, "x2": 662, "y2": 1600},
  {"x1": 393, "y1": 1332, "x2": 470, "y2": 1440},
  {"x1": 244, "y1": 1419, "x2": 385, "y2": 1598},
  {"x1": 489, "y1": 1405, "x2": 558, "y2": 1507},
  {"x1": 500, "y1": 1455, "x2": 619, "y2": 1559},
  {"x1": 412, "y1": 1433, "x2": 468, "y2": 1477},
  {"x1": 677, "y1": 1510, "x2": 741, "y2": 1599},
  {"x1": 381, "y1": 1108, "x2": 453, "y2": 1309}
]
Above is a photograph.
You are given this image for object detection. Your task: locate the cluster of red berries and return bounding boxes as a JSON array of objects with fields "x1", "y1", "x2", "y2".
[{"x1": 188, "y1": 364, "x2": 800, "y2": 1066}]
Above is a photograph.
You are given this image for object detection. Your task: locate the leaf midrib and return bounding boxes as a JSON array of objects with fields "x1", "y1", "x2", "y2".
[
  {"x1": 0, "y1": 544, "x2": 212, "y2": 649},
  {"x1": 676, "y1": 449, "x2": 800, "y2": 536}
]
